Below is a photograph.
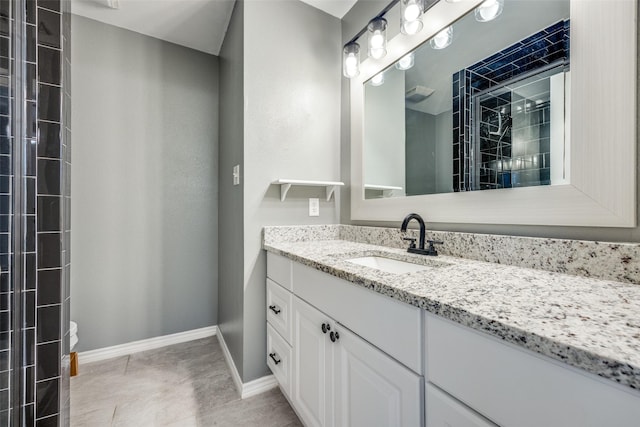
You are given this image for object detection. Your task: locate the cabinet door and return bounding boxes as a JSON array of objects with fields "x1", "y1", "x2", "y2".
[
  {"x1": 333, "y1": 325, "x2": 424, "y2": 427},
  {"x1": 293, "y1": 297, "x2": 334, "y2": 427}
]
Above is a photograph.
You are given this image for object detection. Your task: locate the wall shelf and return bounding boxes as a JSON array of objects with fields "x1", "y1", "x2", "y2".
[
  {"x1": 273, "y1": 179, "x2": 345, "y2": 202},
  {"x1": 364, "y1": 184, "x2": 403, "y2": 198}
]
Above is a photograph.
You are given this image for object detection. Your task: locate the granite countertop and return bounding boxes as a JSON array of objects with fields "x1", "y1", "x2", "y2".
[{"x1": 263, "y1": 239, "x2": 640, "y2": 392}]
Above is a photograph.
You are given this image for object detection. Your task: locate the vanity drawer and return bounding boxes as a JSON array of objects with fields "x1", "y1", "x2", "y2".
[
  {"x1": 426, "y1": 383, "x2": 497, "y2": 427},
  {"x1": 267, "y1": 278, "x2": 293, "y2": 345},
  {"x1": 426, "y1": 314, "x2": 640, "y2": 427},
  {"x1": 267, "y1": 253, "x2": 292, "y2": 290},
  {"x1": 267, "y1": 324, "x2": 292, "y2": 398},
  {"x1": 293, "y1": 262, "x2": 423, "y2": 374}
]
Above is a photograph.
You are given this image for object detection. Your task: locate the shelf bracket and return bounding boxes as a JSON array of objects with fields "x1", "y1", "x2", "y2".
[
  {"x1": 280, "y1": 183, "x2": 292, "y2": 202},
  {"x1": 326, "y1": 185, "x2": 337, "y2": 202}
]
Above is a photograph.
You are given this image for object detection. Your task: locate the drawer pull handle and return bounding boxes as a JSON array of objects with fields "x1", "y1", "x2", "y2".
[
  {"x1": 330, "y1": 331, "x2": 340, "y2": 343},
  {"x1": 269, "y1": 352, "x2": 281, "y2": 365},
  {"x1": 321, "y1": 323, "x2": 331, "y2": 334},
  {"x1": 269, "y1": 305, "x2": 281, "y2": 315}
]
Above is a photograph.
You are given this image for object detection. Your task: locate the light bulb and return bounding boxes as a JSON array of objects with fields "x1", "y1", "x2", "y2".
[
  {"x1": 401, "y1": 0, "x2": 424, "y2": 35},
  {"x1": 370, "y1": 33, "x2": 384, "y2": 49},
  {"x1": 404, "y1": 3, "x2": 421, "y2": 21},
  {"x1": 395, "y1": 52, "x2": 415, "y2": 70},
  {"x1": 430, "y1": 26, "x2": 453, "y2": 50},
  {"x1": 475, "y1": 0, "x2": 504, "y2": 22},
  {"x1": 367, "y1": 18, "x2": 387, "y2": 59},
  {"x1": 343, "y1": 43, "x2": 360, "y2": 78},
  {"x1": 371, "y1": 73, "x2": 385, "y2": 86},
  {"x1": 402, "y1": 20, "x2": 423, "y2": 35}
]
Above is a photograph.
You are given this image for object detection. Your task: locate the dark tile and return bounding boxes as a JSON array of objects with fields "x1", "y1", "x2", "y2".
[
  {"x1": 27, "y1": 25, "x2": 36, "y2": 63},
  {"x1": 0, "y1": 155, "x2": 10, "y2": 175},
  {"x1": 0, "y1": 351, "x2": 7, "y2": 372},
  {"x1": 0, "y1": 273, "x2": 7, "y2": 292},
  {"x1": 27, "y1": 0, "x2": 37, "y2": 25},
  {"x1": 26, "y1": 215, "x2": 35, "y2": 252},
  {"x1": 35, "y1": 377, "x2": 58, "y2": 418},
  {"x1": 38, "y1": 84, "x2": 61, "y2": 122},
  {"x1": 0, "y1": 137, "x2": 9, "y2": 154},
  {"x1": 37, "y1": 8, "x2": 60, "y2": 49},
  {"x1": 36, "y1": 341, "x2": 59, "y2": 380},
  {"x1": 37, "y1": 269, "x2": 61, "y2": 306},
  {"x1": 25, "y1": 254, "x2": 36, "y2": 290},
  {"x1": 0, "y1": 410, "x2": 7, "y2": 425},
  {"x1": 0, "y1": 292, "x2": 7, "y2": 312},
  {"x1": 38, "y1": 0, "x2": 61, "y2": 12},
  {"x1": 26, "y1": 178, "x2": 36, "y2": 215},
  {"x1": 0, "y1": 370, "x2": 7, "y2": 389},
  {"x1": 22, "y1": 403, "x2": 35, "y2": 425},
  {"x1": 36, "y1": 414, "x2": 58, "y2": 427},
  {"x1": 0, "y1": 175, "x2": 8, "y2": 194},
  {"x1": 23, "y1": 328, "x2": 35, "y2": 366},
  {"x1": 0, "y1": 1, "x2": 8, "y2": 37},
  {"x1": 0, "y1": 390, "x2": 7, "y2": 411},
  {"x1": 37, "y1": 122, "x2": 61, "y2": 159},
  {"x1": 0, "y1": 37, "x2": 7, "y2": 60},
  {"x1": 38, "y1": 47, "x2": 61, "y2": 86},
  {"x1": 26, "y1": 138, "x2": 37, "y2": 177},
  {"x1": 37, "y1": 196, "x2": 60, "y2": 232},
  {"x1": 37, "y1": 233, "x2": 60, "y2": 269},
  {"x1": 37, "y1": 305, "x2": 60, "y2": 343},
  {"x1": 23, "y1": 366, "x2": 35, "y2": 403},
  {"x1": 27, "y1": 62, "x2": 37, "y2": 101},
  {"x1": 24, "y1": 290, "x2": 35, "y2": 328},
  {"x1": 37, "y1": 159, "x2": 60, "y2": 195},
  {"x1": 26, "y1": 101, "x2": 37, "y2": 139}
]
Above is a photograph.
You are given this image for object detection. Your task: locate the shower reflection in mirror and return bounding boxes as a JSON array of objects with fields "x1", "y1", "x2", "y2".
[{"x1": 363, "y1": 0, "x2": 570, "y2": 199}]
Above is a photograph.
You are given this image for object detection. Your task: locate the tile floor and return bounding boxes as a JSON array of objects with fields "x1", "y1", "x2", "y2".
[{"x1": 70, "y1": 337, "x2": 301, "y2": 426}]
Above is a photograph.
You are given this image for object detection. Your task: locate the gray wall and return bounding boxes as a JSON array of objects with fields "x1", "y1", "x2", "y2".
[
  {"x1": 241, "y1": 0, "x2": 342, "y2": 382},
  {"x1": 218, "y1": 0, "x2": 245, "y2": 379},
  {"x1": 341, "y1": 0, "x2": 640, "y2": 243},
  {"x1": 405, "y1": 109, "x2": 436, "y2": 196},
  {"x1": 71, "y1": 16, "x2": 219, "y2": 351}
]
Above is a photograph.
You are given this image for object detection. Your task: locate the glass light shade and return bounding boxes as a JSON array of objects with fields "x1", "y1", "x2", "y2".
[
  {"x1": 371, "y1": 73, "x2": 385, "y2": 86},
  {"x1": 368, "y1": 18, "x2": 388, "y2": 59},
  {"x1": 429, "y1": 26, "x2": 453, "y2": 50},
  {"x1": 475, "y1": 0, "x2": 504, "y2": 22},
  {"x1": 395, "y1": 52, "x2": 415, "y2": 70},
  {"x1": 343, "y1": 43, "x2": 360, "y2": 78},
  {"x1": 401, "y1": 0, "x2": 424, "y2": 35}
]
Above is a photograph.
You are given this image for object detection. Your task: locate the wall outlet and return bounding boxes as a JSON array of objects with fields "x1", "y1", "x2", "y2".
[
  {"x1": 233, "y1": 165, "x2": 240, "y2": 186},
  {"x1": 309, "y1": 198, "x2": 320, "y2": 217}
]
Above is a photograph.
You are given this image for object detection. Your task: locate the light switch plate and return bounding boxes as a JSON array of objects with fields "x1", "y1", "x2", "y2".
[
  {"x1": 309, "y1": 198, "x2": 319, "y2": 216},
  {"x1": 233, "y1": 165, "x2": 240, "y2": 186}
]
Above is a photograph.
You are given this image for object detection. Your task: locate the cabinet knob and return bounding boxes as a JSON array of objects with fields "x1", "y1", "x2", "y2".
[
  {"x1": 330, "y1": 331, "x2": 340, "y2": 343},
  {"x1": 269, "y1": 352, "x2": 281, "y2": 365},
  {"x1": 269, "y1": 305, "x2": 281, "y2": 315},
  {"x1": 321, "y1": 323, "x2": 331, "y2": 334}
]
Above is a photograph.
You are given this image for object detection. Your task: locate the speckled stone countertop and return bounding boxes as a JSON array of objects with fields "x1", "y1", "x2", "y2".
[{"x1": 263, "y1": 236, "x2": 640, "y2": 392}]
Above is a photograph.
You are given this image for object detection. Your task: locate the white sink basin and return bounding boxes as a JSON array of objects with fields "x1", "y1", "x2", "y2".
[{"x1": 347, "y1": 256, "x2": 433, "y2": 274}]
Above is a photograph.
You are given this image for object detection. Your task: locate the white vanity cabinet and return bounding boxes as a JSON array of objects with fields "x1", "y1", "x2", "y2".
[
  {"x1": 425, "y1": 314, "x2": 640, "y2": 427},
  {"x1": 267, "y1": 253, "x2": 424, "y2": 427}
]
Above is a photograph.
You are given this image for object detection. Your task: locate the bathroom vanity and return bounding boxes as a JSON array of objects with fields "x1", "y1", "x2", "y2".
[{"x1": 263, "y1": 225, "x2": 640, "y2": 427}]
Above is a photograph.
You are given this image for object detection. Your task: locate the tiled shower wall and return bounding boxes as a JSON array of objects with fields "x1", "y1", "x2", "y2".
[
  {"x1": 452, "y1": 20, "x2": 569, "y2": 191},
  {"x1": 0, "y1": 0, "x2": 70, "y2": 425}
]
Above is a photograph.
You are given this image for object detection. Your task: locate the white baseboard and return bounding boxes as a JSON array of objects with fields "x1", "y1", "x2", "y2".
[
  {"x1": 216, "y1": 329, "x2": 278, "y2": 399},
  {"x1": 78, "y1": 325, "x2": 218, "y2": 364}
]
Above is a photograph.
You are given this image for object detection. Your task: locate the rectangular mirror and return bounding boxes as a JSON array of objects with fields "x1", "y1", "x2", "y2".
[
  {"x1": 351, "y1": 0, "x2": 636, "y2": 226},
  {"x1": 364, "y1": 0, "x2": 570, "y2": 199}
]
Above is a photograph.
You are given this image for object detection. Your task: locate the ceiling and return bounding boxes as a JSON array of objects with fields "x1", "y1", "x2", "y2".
[{"x1": 71, "y1": 0, "x2": 357, "y2": 56}]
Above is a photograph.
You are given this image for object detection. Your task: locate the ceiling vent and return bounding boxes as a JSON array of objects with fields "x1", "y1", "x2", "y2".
[{"x1": 405, "y1": 86, "x2": 434, "y2": 103}]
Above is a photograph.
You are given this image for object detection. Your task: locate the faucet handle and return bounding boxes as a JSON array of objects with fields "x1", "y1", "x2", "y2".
[
  {"x1": 426, "y1": 240, "x2": 443, "y2": 256},
  {"x1": 402, "y1": 237, "x2": 417, "y2": 249}
]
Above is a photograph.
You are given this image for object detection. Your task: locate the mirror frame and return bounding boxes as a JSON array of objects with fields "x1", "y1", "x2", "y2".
[{"x1": 350, "y1": 0, "x2": 637, "y2": 227}]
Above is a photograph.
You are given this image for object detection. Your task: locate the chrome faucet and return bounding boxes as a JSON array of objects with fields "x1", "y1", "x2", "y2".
[{"x1": 400, "y1": 213, "x2": 443, "y2": 256}]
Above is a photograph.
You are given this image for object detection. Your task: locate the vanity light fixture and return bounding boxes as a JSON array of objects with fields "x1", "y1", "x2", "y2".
[
  {"x1": 368, "y1": 18, "x2": 388, "y2": 59},
  {"x1": 395, "y1": 52, "x2": 415, "y2": 70},
  {"x1": 475, "y1": 0, "x2": 504, "y2": 22},
  {"x1": 401, "y1": 0, "x2": 424, "y2": 35},
  {"x1": 371, "y1": 72, "x2": 385, "y2": 86},
  {"x1": 429, "y1": 26, "x2": 453, "y2": 49},
  {"x1": 343, "y1": 42, "x2": 361, "y2": 78}
]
